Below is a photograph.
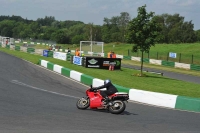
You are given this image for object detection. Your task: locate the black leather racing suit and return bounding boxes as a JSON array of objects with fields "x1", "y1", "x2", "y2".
[{"x1": 95, "y1": 82, "x2": 118, "y2": 98}]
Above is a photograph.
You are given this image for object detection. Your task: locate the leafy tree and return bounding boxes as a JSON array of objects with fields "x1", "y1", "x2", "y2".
[
  {"x1": 180, "y1": 21, "x2": 196, "y2": 43},
  {"x1": 16, "y1": 23, "x2": 34, "y2": 39},
  {"x1": 152, "y1": 14, "x2": 168, "y2": 43},
  {"x1": 12, "y1": 22, "x2": 23, "y2": 38},
  {"x1": 101, "y1": 17, "x2": 120, "y2": 43},
  {"x1": 29, "y1": 22, "x2": 41, "y2": 39},
  {"x1": 23, "y1": 26, "x2": 32, "y2": 38},
  {"x1": 101, "y1": 12, "x2": 130, "y2": 43},
  {"x1": 126, "y1": 5, "x2": 161, "y2": 76},
  {"x1": 84, "y1": 23, "x2": 102, "y2": 42},
  {"x1": 71, "y1": 35, "x2": 85, "y2": 44},
  {"x1": 51, "y1": 30, "x2": 69, "y2": 44},
  {"x1": 153, "y1": 13, "x2": 196, "y2": 43},
  {"x1": 92, "y1": 25, "x2": 102, "y2": 41},
  {"x1": 84, "y1": 23, "x2": 94, "y2": 41},
  {"x1": 36, "y1": 16, "x2": 55, "y2": 26},
  {"x1": 51, "y1": 21, "x2": 61, "y2": 28},
  {"x1": 195, "y1": 30, "x2": 200, "y2": 42},
  {"x1": 42, "y1": 27, "x2": 57, "y2": 40},
  {"x1": 101, "y1": 25, "x2": 111, "y2": 43},
  {"x1": 111, "y1": 32, "x2": 122, "y2": 42},
  {"x1": 0, "y1": 12, "x2": 197, "y2": 44},
  {"x1": 68, "y1": 23, "x2": 85, "y2": 39},
  {"x1": 60, "y1": 20, "x2": 84, "y2": 29},
  {"x1": 0, "y1": 20, "x2": 15, "y2": 37},
  {"x1": 19, "y1": 30, "x2": 27, "y2": 39},
  {"x1": 119, "y1": 12, "x2": 131, "y2": 42},
  {"x1": 0, "y1": 15, "x2": 29, "y2": 23}
]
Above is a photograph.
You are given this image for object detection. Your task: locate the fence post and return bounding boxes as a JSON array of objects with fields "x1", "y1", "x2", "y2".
[
  {"x1": 191, "y1": 54, "x2": 194, "y2": 64},
  {"x1": 179, "y1": 53, "x2": 181, "y2": 63}
]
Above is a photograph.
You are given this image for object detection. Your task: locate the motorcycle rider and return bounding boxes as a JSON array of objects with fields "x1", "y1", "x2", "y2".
[{"x1": 92, "y1": 79, "x2": 118, "y2": 104}]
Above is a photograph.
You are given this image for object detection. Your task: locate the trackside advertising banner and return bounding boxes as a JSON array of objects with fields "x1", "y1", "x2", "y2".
[
  {"x1": 73, "y1": 56, "x2": 82, "y2": 65},
  {"x1": 85, "y1": 57, "x2": 121, "y2": 69},
  {"x1": 53, "y1": 52, "x2": 67, "y2": 61}
]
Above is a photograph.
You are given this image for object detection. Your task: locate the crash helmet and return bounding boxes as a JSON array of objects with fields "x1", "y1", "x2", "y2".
[{"x1": 104, "y1": 79, "x2": 111, "y2": 84}]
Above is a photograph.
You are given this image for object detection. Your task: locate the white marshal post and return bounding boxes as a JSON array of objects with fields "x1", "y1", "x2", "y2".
[{"x1": 90, "y1": 25, "x2": 92, "y2": 52}]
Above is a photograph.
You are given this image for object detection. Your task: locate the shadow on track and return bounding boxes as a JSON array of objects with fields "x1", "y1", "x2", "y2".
[{"x1": 86, "y1": 109, "x2": 138, "y2": 115}]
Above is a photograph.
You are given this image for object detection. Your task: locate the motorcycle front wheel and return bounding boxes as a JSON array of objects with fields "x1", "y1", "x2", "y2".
[
  {"x1": 108, "y1": 100, "x2": 126, "y2": 114},
  {"x1": 76, "y1": 97, "x2": 90, "y2": 110}
]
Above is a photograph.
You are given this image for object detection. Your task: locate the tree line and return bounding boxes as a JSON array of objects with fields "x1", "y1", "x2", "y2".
[{"x1": 0, "y1": 12, "x2": 200, "y2": 44}]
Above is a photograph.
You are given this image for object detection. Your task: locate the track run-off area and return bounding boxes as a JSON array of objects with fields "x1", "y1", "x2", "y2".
[{"x1": 0, "y1": 51, "x2": 200, "y2": 133}]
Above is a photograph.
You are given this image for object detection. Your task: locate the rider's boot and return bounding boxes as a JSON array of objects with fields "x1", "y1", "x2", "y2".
[{"x1": 103, "y1": 96, "x2": 110, "y2": 105}]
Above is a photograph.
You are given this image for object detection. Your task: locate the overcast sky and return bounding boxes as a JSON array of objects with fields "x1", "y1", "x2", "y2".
[{"x1": 0, "y1": 0, "x2": 200, "y2": 30}]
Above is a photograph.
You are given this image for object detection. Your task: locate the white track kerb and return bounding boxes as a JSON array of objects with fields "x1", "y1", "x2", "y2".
[{"x1": 39, "y1": 59, "x2": 200, "y2": 113}]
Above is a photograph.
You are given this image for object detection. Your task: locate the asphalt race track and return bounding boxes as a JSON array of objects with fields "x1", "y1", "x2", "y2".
[
  {"x1": 0, "y1": 51, "x2": 200, "y2": 133},
  {"x1": 122, "y1": 64, "x2": 200, "y2": 84}
]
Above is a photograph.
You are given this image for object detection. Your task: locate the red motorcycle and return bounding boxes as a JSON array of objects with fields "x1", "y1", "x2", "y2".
[{"x1": 76, "y1": 85, "x2": 129, "y2": 114}]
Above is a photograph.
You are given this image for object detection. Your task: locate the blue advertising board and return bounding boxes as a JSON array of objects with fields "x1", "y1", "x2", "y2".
[
  {"x1": 43, "y1": 50, "x2": 49, "y2": 57},
  {"x1": 169, "y1": 52, "x2": 176, "y2": 58},
  {"x1": 73, "y1": 56, "x2": 82, "y2": 65}
]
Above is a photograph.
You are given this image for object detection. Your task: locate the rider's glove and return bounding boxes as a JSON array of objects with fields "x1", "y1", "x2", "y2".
[
  {"x1": 90, "y1": 88, "x2": 94, "y2": 91},
  {"x1": 94, "y1": 87, "x2": 99, "y2": 90},
  {"x1": 91, "y1": 87, "x2": 98, "y2": 91}
]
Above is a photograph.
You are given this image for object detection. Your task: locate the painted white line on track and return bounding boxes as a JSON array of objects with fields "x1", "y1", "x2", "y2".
[
  {"x1": 11, "y1": 80, "x2": 80, "y2": 99},
  {"x1": 22, "y1": 58, "x2": 90, "y2": 89}
]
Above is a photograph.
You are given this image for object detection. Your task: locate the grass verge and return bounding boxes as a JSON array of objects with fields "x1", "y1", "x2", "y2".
[
  {"x1": 122, "y1": 60, "x2": 200, "y2": 77},
  {"x1": 0, "y1": 47, "x2": 200, "y2": 98}
]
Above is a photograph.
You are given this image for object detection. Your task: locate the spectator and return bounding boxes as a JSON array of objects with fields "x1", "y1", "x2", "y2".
[
  {"x1": 109, "y1": 62, "x2": 114, "y2": 71},
  {"x1": 110, "y1": 51, "x2": 113, "y2": 58},
  {"x1": 109, "y1": 51, "x2": 116, "y2": 71},
  {"x1": 67, "y1": 48, "x2": 71, "y2": 54},
  {"x1": 75, "y1": 49, "x2": 80, "y2": 56},
  {"x1": 112, "y1": 52, "x2": 116, "y2": 58},
  {"x1": 49, "y1": 46, "x2": 52, "y2": 50},
  {"x1": 107, "y1": 51, "x2": 112, "y2": 58}
]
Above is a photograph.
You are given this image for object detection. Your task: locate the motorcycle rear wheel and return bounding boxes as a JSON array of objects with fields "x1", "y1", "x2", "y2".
[
  {"x1": 108, "y1": 100, "x2": 126, "y2": 114},
  {"x1": 76, "y1": 97, "x2": 90, "y2": 109}
]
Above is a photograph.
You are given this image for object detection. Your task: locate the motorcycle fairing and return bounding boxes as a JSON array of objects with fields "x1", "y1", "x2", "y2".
[{"x1": 86, "y1": 90, "x2": 103, "y2": 108}]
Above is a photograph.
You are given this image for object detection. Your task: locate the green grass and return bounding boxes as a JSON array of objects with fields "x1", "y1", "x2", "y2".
[
  {"x1": 144, "y1": 43, "x2": 200, "y2": 64},
  {"x1": 23, "y1": 42, "x2": 200, "y2": 64},
  {"x1": 102, "y1": 43, "x2": 200, "y2": 65},
  {"x1": 0, "y1": 47, "x2": 200, "y2": 98}
]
